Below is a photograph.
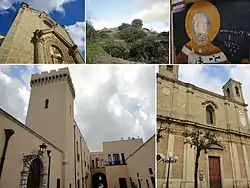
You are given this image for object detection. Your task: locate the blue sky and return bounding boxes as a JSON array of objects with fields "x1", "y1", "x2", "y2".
[
  {"x1": 0, "y1": 65, "x2": 155, "y2": 151},
  {"x1": 87, "y1": 0, "x2": 169, "y2": 32},
  {"x1": 0, "y1": 0, "x2": 85, "y2": 55}
]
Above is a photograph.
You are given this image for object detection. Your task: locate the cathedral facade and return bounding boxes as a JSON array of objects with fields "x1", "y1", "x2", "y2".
[
  {"x1": 157, "y1": 65, "x2": 250, "y2": 188},
  {"x1": 0, "y1": 67, "x2": 154, "y2": 188},
  {"x1": 0, "y1": 2, "x2": 84, "y2": 64}
]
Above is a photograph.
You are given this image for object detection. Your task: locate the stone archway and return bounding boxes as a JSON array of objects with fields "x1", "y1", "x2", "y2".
[
  {"x1": 92, "y1": 172, "x2": 107, "y2": 188},
  {"x1": 19, "y1": 150, "x2": 47, "y2": 188}
]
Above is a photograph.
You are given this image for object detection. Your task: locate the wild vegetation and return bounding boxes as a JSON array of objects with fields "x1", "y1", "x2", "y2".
[{"x1": 86, "y1": 19, "x2": 169, "y2": 64}]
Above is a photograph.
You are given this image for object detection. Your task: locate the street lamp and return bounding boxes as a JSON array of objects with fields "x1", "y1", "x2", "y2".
[
  {"x1": 157, "y1": 152, "x2": 178, "y2": 188},
  {"x1": 39, "y1": 143, "x2": 47, "y2": 153},
  {"x1": 47, "y1": 150, "x2": 51, "y2": 188},
  {"x1": 0, "y1": 129, "x2": 15, "y2": 179},
  {"x1": 39, "y1": 143, "x2": 51, "y2": 188}
]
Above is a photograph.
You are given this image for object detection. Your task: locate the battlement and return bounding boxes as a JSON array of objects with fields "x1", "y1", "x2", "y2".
[{"x1": 30, "y1": 68, "x2": 75, "y2": 99}]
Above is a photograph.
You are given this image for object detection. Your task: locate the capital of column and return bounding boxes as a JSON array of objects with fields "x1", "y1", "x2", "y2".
[{"x1": 32, "y1": 30, "x2": 44, "y2": 44}]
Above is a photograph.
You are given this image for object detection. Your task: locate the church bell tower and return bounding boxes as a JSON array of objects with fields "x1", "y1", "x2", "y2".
[
  {"x1": 159, "y1": 65, "x2": 179, "y2": 80},
  {"x1": 222, "y1": 78, "x2": 245, "y2": 103}
]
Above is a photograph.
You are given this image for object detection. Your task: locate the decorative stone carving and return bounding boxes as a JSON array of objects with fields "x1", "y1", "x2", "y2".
[
  {"x1": 19, "y1": 149, "x2": 47, "y2": 188},
  {"x1": 43, "y1": 35, "x2": 75, "y2": 64},
  {"x1": 69, "y1": 45, "x2": 83, "y2": 63}
]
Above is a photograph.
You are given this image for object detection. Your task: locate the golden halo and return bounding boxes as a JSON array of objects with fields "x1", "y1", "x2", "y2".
[{"x1": 185, "y1": 1, "x2": 220, "y2": 42}]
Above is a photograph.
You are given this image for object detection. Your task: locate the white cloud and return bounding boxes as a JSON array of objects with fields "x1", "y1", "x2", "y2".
[
  {"x1": 65, "y1": 22, "x2": 85, "y2": 52},
  {"x1": 88, "y1": 0, "x2": 169, "y2": 32},
  {"x1": 132, "y1": 0, "x2": 170, "y2": 22},
  {"x1": 92, "y1": 20, "x2": 118, "y2": 30},
  {"x1": 0, "y1": 0, "x2": 75, "y2": 13},
  {"x1": 0, "y1": 65, "x2": 156, "y2": 151},
  {"x1": 178, "y1": 65, "x2": 250, "y2": 118}
]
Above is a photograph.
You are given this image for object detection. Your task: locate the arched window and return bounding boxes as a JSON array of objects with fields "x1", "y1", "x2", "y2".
[
  {"x1": 206, "y1": 105, "x2": 214, "y2": 124},
  {"x1": 45, "y1": 99, "x2": 49, "y2": 109},
  {"x1": 50, "y1": 45, "x2": 63, "y2": 64},
  {"x1": 226, "y1": 88, "x2": 230, "y2": 97},
  {"x1": 27, "y1": 158, "x2": 42, "y2": 188},
  {"x1": 235, "y1": 86, "x2": 240, "y2": 96}
]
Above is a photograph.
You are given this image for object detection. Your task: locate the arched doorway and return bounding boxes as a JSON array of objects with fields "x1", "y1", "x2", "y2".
[
  {"x1": 27, "y1": 158, "x2": 42, "y2": 188},
  {"x1": 92, "y1": 172, "x2": 107, "y2": 188}
]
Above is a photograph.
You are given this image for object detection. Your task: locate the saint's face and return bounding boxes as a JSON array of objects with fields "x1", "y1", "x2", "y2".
[
  {"x1": 192, "y1": 13, "x2": 210, "y2": 45},
  {"x1": 194, "y1": 15, "x2": 208, "y2": 35}
]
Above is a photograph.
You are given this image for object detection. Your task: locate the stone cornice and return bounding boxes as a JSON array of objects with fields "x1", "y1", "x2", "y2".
[
  {"x1": 157, "y1": 115, "x2": 250, "y2": 139},
  {"x1": 0, "y1": 108, "x2": 63, "y2": 153},
  {"x1": 157, "y1": 73, "x2": 248, "y2": 108},
  {"x1": 30, "y1": 68, "x2": 75, "y2": 99}
]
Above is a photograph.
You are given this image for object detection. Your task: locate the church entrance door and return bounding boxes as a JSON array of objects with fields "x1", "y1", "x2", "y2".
[
  {"x1": 27, "y1": 158, "x2": 42, "y2": 188},
  {"x1": 209, "y1": 156, "x2": 222, "y2": 188}
]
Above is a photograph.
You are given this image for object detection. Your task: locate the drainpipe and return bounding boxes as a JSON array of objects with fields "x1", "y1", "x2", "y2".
[
  {"x1": 0, "y1": 129, "x2": 15, "y2": 179},
  {"x1": 74, "y1": 125, "x2": 77, "y2": 188}
]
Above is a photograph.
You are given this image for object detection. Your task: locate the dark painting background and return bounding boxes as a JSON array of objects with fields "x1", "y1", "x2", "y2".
[{"x1": 173, "y1": 1, "x2": 250, "y2": 63}]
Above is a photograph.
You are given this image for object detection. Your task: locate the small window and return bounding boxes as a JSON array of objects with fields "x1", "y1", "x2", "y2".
[
  {"x1": 206, "y1": 105, "x2": 214, "y2": 124},
  {"x1": 108, "y1": 154, "x2": 113, "y2": 165},
  {"x1": 92, "y1": 160, "x2": 95, "y2": 168},
  {"x1": 77, "y1": 179, "x2": 80, "y2": 188},
  {"x1": 101, "y1": 159, "x2": 104, "y2": 167},
  {"x1": 166, "y1": 65, "x2": 173, "y2": 70},
  {"x1": 150, "y1": 177, "x2": 155, "y2": 187},
  {"x1": 113, "y1": 153, "x2": 121, "y2": 165},
  {"x1": 146, "y1": 179, "x2": 150, "y2": 188},
  {"x1": 121, "y1": 153, "x2": 126, "y2": 164},
  {"x1": 96, "y1": 158, "x2": 100, "y2": 168},
  {"x1": 57, "y1": 179, "x2": 60, "y2": 188},
  {"x1": 43, "y1": 20, "x2": 53, "y2": 28},
  {"x1": 149, "y1": 168, "x2": 153, "y2": 175},
  {"x1": 138, "y1": 179, "x2": 142, "y2": 188},
  {"x1": 45, "y1": 99, "x2": 49, "y2": 109},
  {"x1": 76, "y1": 142, "x2": 80, "y2": 162},
  {"x1": 227, "y1": 88, "x2": 230, "y2": 97},
  {"x1": 235, "y1": 86, "x2": 240, "y2": 96}
]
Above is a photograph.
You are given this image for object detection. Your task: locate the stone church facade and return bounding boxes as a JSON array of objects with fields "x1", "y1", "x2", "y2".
[
  {"x1": 0, "y1": 67, "x2": 155, "y2": 188},
  {"x1": 157, "y1": 65, "x2": 250, "y2": 188},
  {"x1": 0, "y1": 2, "x2": 84, "y2": 64}
]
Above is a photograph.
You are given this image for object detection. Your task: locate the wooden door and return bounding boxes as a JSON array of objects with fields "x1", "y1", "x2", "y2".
[{"x1": 209, "y1": 157, "x2": 222, "y2": 188}]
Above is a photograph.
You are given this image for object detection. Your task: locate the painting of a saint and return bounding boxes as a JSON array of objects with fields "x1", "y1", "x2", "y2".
[{"x1": 175, "y1": 1, "x2": 229, "y2": 64}]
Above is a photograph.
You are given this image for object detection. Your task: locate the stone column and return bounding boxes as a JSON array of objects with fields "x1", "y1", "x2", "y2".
[
  {"x1": 69, "y1": 45, "x2": 84, "y2": 64},
  {"x1": 242, "y1": 145, "x2": 250, "y2": 186},
  {"x1": 33, "y1": 30, "x2": 45, "y2": 64}
]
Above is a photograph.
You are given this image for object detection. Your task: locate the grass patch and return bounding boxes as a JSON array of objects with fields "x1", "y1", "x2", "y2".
[{"x1": 86, "y1": 41, "x2": 110, "y2": 64}]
